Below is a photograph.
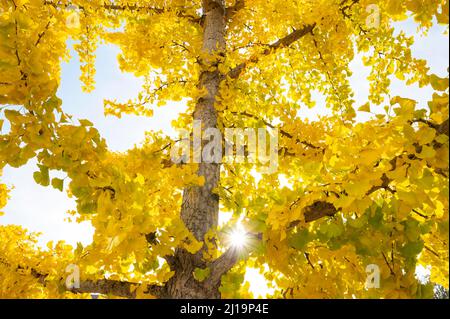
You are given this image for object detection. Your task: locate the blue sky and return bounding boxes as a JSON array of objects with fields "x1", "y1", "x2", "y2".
[{"x1": 0, "y1": 20, "x2": 448, "y2": 247}]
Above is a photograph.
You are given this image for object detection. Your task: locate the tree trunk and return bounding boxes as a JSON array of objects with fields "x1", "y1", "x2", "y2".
[{"x1": 162, "y1": 0, "x2": 226, "y2": 299}]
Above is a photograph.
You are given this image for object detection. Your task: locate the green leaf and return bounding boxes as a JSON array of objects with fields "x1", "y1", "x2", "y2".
[
  {"x1": 416, "y1": 283, "x2": 435, "y2": 299},
  {"x1": 368, "y1": 206, "x2": 383, "y2": 229},
  {"x1": 289, "y1": 228, "x2": 311, "y2": 250},
  {"x1": 193, "y1": 267, "x2": 211, "y2": 282},
  {"x1": 79, "y1": 201, "x2": 97, "y2": 214},
  {"x1": 75, "y1": 242, "x2": 83, "y2": 256},
  {"x1": 327, "y1": 223, "x2": 344, "y2": 238},
  {"x1": 348, "y1": 215, "x2": 367, "y2": 229},
  {"x1": 4, "y1": 109, "x2": 22, "y2": 122},
  {"x1": 45, "y1": 96, "x2": 62, "y2": 110},
  {"x1": 33, "y1": 165, "x2": 50, "y2": 186},
  {"x1": 79, "y1": 119, "x2": 94, "y2": 127},
  {"x1": 404, "y1": 219, "x2": 421, "y2": 242},
  {"x1": 319, "y1": 221, "x2": 344, "y2": 238},
  {"x1": 51, "y1": 178, "x2": 64, "y2": 192},
  {"x1": 248, "y1": 218, "x2": 267, "y2": 233},
  {"x1": 400, "y1": 240, "x2": 424, "y2": 258}
]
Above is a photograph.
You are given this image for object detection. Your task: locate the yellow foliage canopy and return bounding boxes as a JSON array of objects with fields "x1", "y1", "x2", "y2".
[{"x1": 0, "y1": 0, "x2": 448, "y2": 299}]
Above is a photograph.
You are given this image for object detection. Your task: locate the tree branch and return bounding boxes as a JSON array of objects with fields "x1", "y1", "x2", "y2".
[
  {"x1": 289, "y1": 135, "x2": 449, "y2": 228},
  {"x1": 207, "y1": 247, "x2": 239, "y2": 284},
  {"x1": 227, "y1": 109, "x2": 324, "y2": 150},
  {"x1": 226, "y1": 0, "x2": 245, "y2": 21},
  {"x1": 340, "y1": 0, "x2": 360, "y2": 19},
  {"x1": 1, "y1": 257, "x2": 165, "y2": 299},
  {"x1": 411, "y1": 118, "x2": 449, "y2": 137},
  {"x1": 302, "y1": 201, "x2": 338, "y2": 223},
  {"x1": 438, "y1": 118, "x2": 449, "y2": 137},
  {"x1": 228, "y1": 23, "x2": 316, "y2": 79},
  {"x1": 69, "y1": 279, "x2": 164, "y2": 299},
  {"x1": 226, "y1": 0, "x2": 365, "y2": 80},
  {"x1": 27, "y1": 263, "x2": 165, "y2": 298},
  {"x1": 43, "y1": 1, "x2": 202, "y2": 24}
]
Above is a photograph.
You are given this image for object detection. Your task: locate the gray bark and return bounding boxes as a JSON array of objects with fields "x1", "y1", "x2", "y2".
[{"x1": 163, "y1": 0, "x2": 227, "y2": 299}]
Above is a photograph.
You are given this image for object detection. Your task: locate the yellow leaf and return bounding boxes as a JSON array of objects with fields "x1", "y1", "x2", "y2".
[
  {"x1": 430, "y1": 74, "x2": 449, "y2": 91},
  {"x1": 358, "y1": 102, "x2": 371, "y2": 113},
  {"x1": 417, "y1": 145, "x2": 436, "y2": 159}
]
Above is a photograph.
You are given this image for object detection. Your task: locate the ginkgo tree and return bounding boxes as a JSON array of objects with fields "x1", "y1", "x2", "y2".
[{"x1": 0, "y1": 0, "x2": 449, "y2": 299}]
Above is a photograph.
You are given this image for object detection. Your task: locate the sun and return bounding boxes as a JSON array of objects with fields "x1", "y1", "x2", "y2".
[{"x1": 228, "y1": 224, "x2": 249, "y2": 250}]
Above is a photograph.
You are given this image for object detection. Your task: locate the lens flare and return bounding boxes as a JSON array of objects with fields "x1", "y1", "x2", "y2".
[{"x1": 228, "y1": 224, "x2": 248, "y2": 249}]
